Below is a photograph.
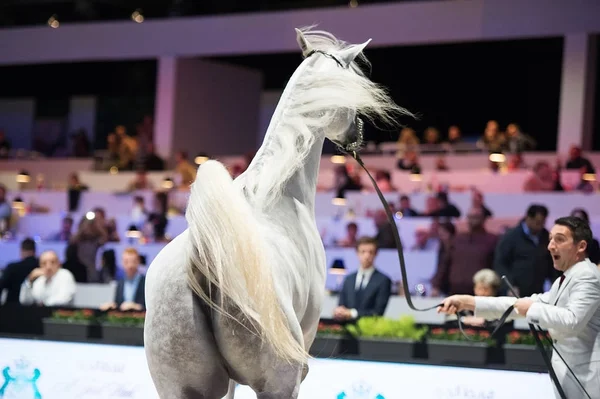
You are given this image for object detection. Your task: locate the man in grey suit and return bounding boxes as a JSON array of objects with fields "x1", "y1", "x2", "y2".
[{"x1": 438, "y1": 216, "x2": 600, "y2": 399}]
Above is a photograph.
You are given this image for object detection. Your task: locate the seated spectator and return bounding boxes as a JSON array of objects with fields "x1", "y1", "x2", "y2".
[
  {"x1": 446, "y1": 125, "x2": 461, "y2": 145},
  {"x1": 47, "y1": 216, "x2": 73, "y2": 242},
  {"x1": 565, "y1": 145, "x2": 595, "y2": 174},
  {"x1": 396, "y1": 127, "x2": 419, "y2": 157},
  {"x1": 108, "y1": 125, "x2": 138, "y2": 170},
  {"x1": 62, "y1": 243, "x2": 88, "y2": 283},
  {"x1": 146, "y1": 192, "x2": 169, "y2": 242},
  {"x1": 143, "y1": 142, "x2": 165, "y2": 171},
  {"x1": 20, "y1": 250, "x2": 76, "y2": 307},
  {"x1": 373, "y1": 170, "x2": 395, "y2": 192},
  {"x1": 99, "y1": 249, "x2": 122, "y2": 283},
  {"x1": 0, "y1": 129, "x2": 10, "y2": 158},
  {"x1": 0, "y1": 184, "x2": 11, "y2": 232},
  {"x1": 334, "y1": 164, "x2": 362, "y2": 198},
  {"x1": 476, "y1": 120, "x2": 505, "y2": 153},
  {"x1": 570, "y1": 208, "x2": 600, "y2": 265},
  {"x1": 427, "y1": 192, "x2": 461, "y2": 218},
  {"x1": 507, "y1": 153, "x2": 526, "y2": 171},
  {"x1": 334, "y1": 237, "x2": 392, "y2": 321},
  {"x1": 471, "y1": 189, "x2": 492, "y2": 218},
  {"x1": 397, "y1": 150, "x2": 420, "y2": 172},
  {"x1": 398, "y1": 195, "x2": 419, "y2": 217},
  {"x1": 435, "y1": 156, "x2": 449, "y2": 171},
  {"x1": 93, "y1": 207, "x2": 120, "y2": 242},
  {"x1": 423, "y1": 126, "x2": 440, "y2": 145},
  {"x1": 411, "y1": 226, "x2": 438, "y2": 251},
  {"x1": 131, "y1": 196, "x2": 148, "y2": 229},
  {"x1": 100, "y1": 248, "x2": 146, "y2": 311},
  {"x1": 128, "y1": 169, "x2": 154, "y2": 191},
  {"x1": 505, "y1": 123, "x2": 536, "y2": 153},
  {"x1": 373, "y1": 210, "x2": 397, "y2": 249},
  {"x1": 336, "y1": 222, "x2": 358, "y2": 248},
  {"x1": 174, "y1": 151, "x2": 197, "y2": 188},
  {"x1": 0, "y1": 238, "x2": 38, "y2": 304},
  {"x1": 448, "y1": 269, "x2": 506, "y2": 329},
  {"x1": 72, "y1": 216, "x2": 108, "y2": 282},
  {"x1": 523, "y1": 161, "x2": 560, "y2": 192}
]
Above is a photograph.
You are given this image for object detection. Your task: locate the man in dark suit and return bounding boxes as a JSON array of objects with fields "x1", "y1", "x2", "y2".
[
  {"x1": 334, "y1": 236, "x2": 392, "y2": 321},
  {"x1": 494, "y1": 204, "x2": 559, "y2": 297},
  {"x1": 100, "y1": 247, "x2": 145, "y2": 311},
  {"x1": 0, "y1": 238, "x2": 38, "y2": 304}
]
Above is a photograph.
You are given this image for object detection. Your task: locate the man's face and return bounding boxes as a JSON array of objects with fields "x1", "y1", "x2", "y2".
[
  {"x1": 122, "y1": 252, "x2": 140, "y2": 278},
  {"x1": 40, "y1": 251, "x2": 60, "y2": 278},
  {"x1": 356, "y1": 243, "x2": 377, "y2": 269},
  {"x1": 474, "y1": 282, "x2": 494, "y2": 297},
  {"x1": 547, "y1": 224, "x2": 586, "y2": 271},
  {"x1": 467, "y1": 209, "x2": 484, "y2": 230},
  {"x1": 526, "y1": 213, "x2": 546, "y2": 235},
  {"x1": 400, "y1": 198, "x2": 409, "y2": 209}
]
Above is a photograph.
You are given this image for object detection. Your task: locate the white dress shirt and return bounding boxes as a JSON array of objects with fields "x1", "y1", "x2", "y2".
[{"x1": 20, "y1": 268, "x2": 77, "y2": 306}]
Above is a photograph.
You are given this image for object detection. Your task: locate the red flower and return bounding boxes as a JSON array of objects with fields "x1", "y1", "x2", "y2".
[
  {"x1": 431, "y1": 328, "x2": 444, "y2": 335},
  {"x1": 478, "y1": 331, "x2": 490, "y2": 338}
]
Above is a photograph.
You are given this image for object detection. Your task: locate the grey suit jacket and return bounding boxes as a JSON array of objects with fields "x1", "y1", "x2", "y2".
[{"x1": 475, "y1": 259, "x2": 600, "y2": 399}]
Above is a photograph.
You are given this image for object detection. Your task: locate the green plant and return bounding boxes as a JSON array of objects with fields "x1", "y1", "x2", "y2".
[
  {"x1": 506, "y1": 330, "x2": 551, "y2": 347},
  {"x1": 103, "y1": 311, "x2": 146, "y2": 327},
  {"x1": 345, "y1": 316, "x2": 428, "y2": 341},
  {"x1": 316, "y1": 322, "x2": 346, "y2": 336},
  {"x1": 50, "y1": 309, "x2": 95, "y2": 322},
  {"x1": 429, "y1": 328, "x2": 495, "y2": 346}
]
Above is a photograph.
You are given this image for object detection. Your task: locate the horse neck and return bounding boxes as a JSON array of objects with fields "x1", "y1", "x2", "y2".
[{"x1": 282, "y1": 134, "x2": 324, "y2": 213}]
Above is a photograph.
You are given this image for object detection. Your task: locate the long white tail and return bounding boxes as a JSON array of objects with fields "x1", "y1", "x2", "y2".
[{"x1": 185, "y1": 160, "x2": 307, "y2": 364}]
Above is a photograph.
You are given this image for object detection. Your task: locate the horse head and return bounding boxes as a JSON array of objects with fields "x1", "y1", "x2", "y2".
[{"x1": 294, "y1": 28, "x2": 404, "y2": 155}]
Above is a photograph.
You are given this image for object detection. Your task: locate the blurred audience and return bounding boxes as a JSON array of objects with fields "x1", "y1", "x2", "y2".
[
  {"x1": 430, "y1": 207, "x2": 497, "y2": 296},
  {"x1": 20, "y1": 250, "x2": 76, "y2": 307},
  {"x1": 174, "y1": 151, "x2": 197, "y2": 188},
  {"x1": 0, "y1": 184, "x2": 11, "y2": 233},
  {"x1": 493, "y1": 204, "x2": 557, "y2": 297},
  {"x1": 0, "y1": 129, "x2": 10, "y2": 158},
  {"x1": 47, "y1": 216, "x2": 74, "y2": 242},
  {"x1": 570, "y1": 208, "x2": 600, "y2": 265},
  {"x1": 62, "y1": 243, "x2": 88, "y2": 283},
  {"x1": 100, "y1": 247, "x2": 146, "y2": 311},
  {"x1": 0, "y1": 238, "x2": 38, "y2": 304}
]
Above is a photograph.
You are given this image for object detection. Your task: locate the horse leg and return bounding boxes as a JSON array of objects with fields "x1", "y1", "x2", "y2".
[
  {"x1": 215, "y1": 303, "x2": 305, "y2": 399},
  {"x1": 145, "y1": 290, "x2": 230, "y2": 399}
]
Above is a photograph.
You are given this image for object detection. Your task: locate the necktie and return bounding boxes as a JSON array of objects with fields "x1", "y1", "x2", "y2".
[
  {"x1": 558, "y1": 274, "x2": 565, "y2": 289},
  {"x1": 355, "y1": 274, "x2": 365, "y2": 306}
]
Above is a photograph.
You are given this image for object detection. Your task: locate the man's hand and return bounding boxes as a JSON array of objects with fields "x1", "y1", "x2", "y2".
[
  {"x1": 120, "y1": 302, "x2": 143, "y2": 311},
  {"x1": 514, "y1": 298, "x2": 534, "y2": 316},
  {"x1": 99, "y1": 302, "x2": 117, "y2": 311},
  {"x1": 333, "y1": 306, "x2": 352, "y2": 321},
  {"x1": 437, "y1": 295, "x2": 475, "y2": 314},
  {"x1": 28, "y1": 268, "x2": 45, "y2": 283}
]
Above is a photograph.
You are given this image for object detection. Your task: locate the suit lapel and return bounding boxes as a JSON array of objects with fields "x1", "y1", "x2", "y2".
[{"x1": 553, "y1": 273, "x2": 573, "y2": 305}]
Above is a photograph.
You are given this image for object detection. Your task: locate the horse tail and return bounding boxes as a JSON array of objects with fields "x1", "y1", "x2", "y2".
[{"x1": 185, "y1": 160, "x2": 307, "y2": 364}]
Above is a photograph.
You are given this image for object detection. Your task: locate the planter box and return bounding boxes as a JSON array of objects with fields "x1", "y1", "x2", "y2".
[
  {"x1": 42, "y1": 318, "x2": 92, "y2": 341},
  {"x1": 310, "y1": 335, "x2": 343, "y2": 357},
  {"x1": 504, "y1": 344, "x2": 550, "y2": 371},
  {"x1": 358, "y1": 338, "x2": 416, "y2": 363},
  {"x1": 427, "y1": 340, "x2": 489, "y2": 366},
  {"x1": 101, "y1": 324, "x2": 145, "y2": 346}
]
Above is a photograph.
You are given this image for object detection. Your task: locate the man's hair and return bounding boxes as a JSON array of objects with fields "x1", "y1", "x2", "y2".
[
  {"x1": 473, "y1": 268, "x2": 501, "y2": 291},
  {"x1": 526, "y1": 204, "x2": 549, "y2": 219},
  {"x1": 554, "y1": 216, "x2": 593, "y2": 253},
  {"x1": 123, "y1": 247, "x2": 139, "y2": 257},
  {"x1": 21, "y1": 237, "x2": 36, "y2": 253},
  {"x1": 400, "y1": 194, "x2": 409, "y2": 201},
  {"x1": 355, "y1": 236, "x2": 378, "y2": 251}
]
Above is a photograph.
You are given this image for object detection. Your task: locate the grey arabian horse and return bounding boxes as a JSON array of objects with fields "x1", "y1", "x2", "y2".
[{"x1": 144, "y1": 28, "x2": 406, "y2": 399}]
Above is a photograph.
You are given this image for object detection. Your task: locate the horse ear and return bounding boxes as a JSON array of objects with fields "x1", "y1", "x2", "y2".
[
  {"x1": 295, "y1": 28, "x2": 313, "y2": 57},
  {"x1": 338, "y1": 39, "x2": 372, "y2": 67}
]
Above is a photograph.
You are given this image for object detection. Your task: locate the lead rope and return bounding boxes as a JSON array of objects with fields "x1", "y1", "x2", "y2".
[{"x1": 344, "y1": 150, "x2": 585, "y2": 399}]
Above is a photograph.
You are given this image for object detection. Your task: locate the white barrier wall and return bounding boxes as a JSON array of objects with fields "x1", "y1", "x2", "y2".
[{"x1": 0, "y1": 338, "x2": 554, "y2": 399}]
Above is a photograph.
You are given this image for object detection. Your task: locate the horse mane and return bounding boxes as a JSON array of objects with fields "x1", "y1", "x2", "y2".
[{"x1": 237, "y1": 27, "x2": 409, "y2": 210}]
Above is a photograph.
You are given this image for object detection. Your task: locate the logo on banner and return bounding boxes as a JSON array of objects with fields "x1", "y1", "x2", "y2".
[
  {"x1": 0, "y1": 358, "x2": 42, "y2": 399},
  {"x1": 337, "y1": 381, "x2": 385, "y2": 399}
]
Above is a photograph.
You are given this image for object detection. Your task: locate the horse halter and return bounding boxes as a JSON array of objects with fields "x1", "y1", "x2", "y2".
[{"x1": 304, "y1": 49, "x2": 364, "y2": 153}]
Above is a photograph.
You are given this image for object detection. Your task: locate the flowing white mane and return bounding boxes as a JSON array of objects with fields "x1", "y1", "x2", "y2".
[{"x1": 237, "y1": 28, "x2": 408, "y2": 210}]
